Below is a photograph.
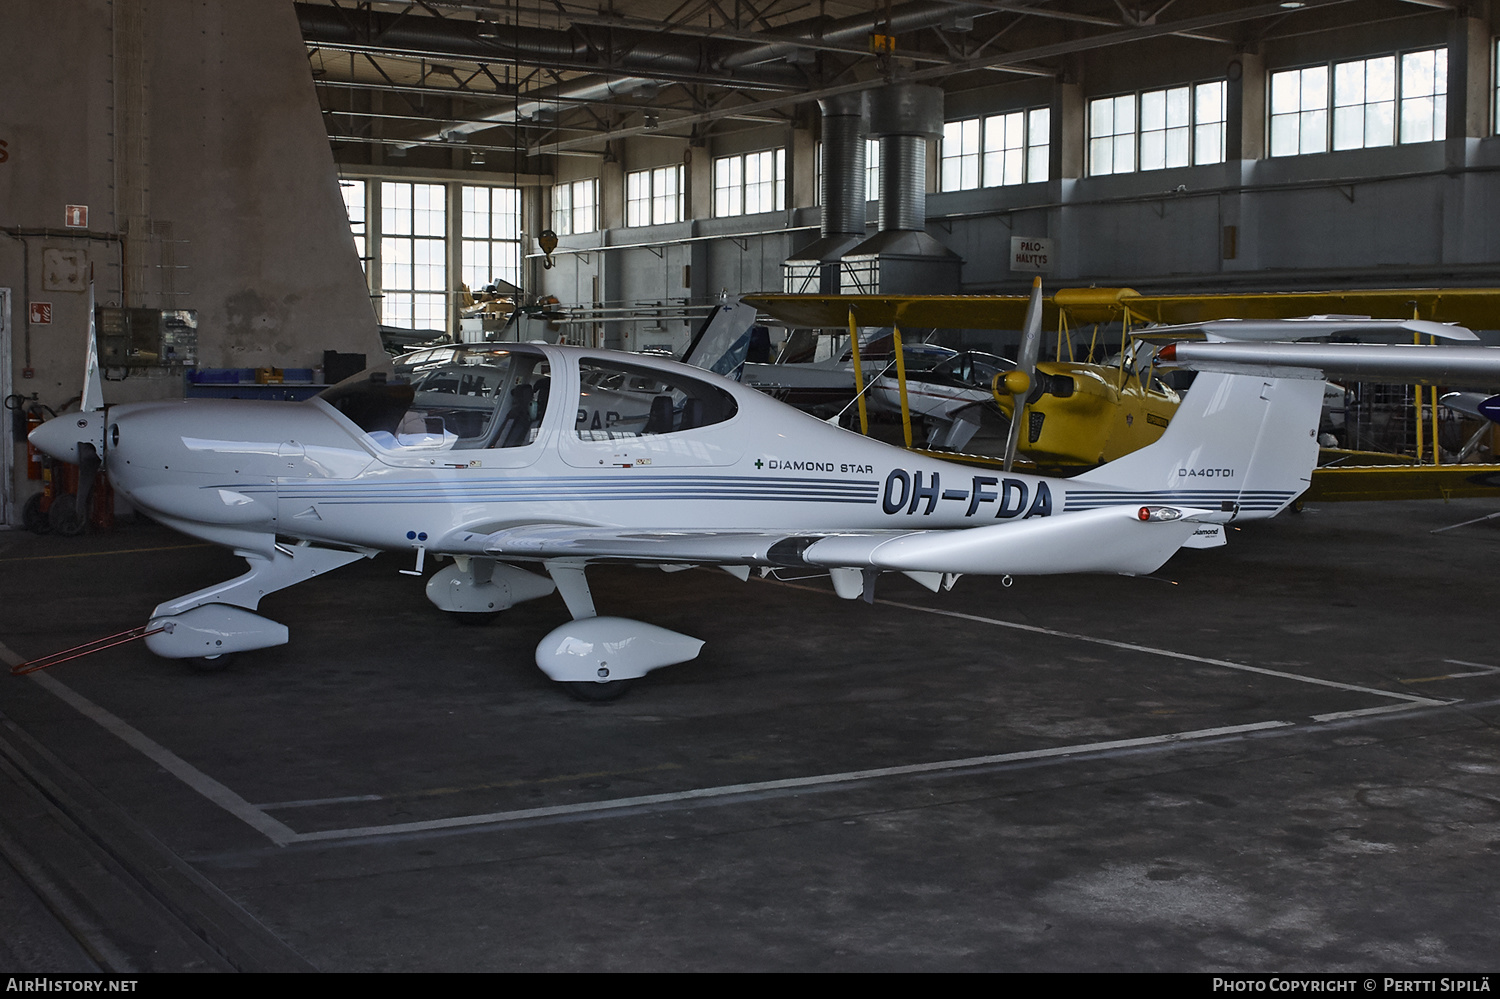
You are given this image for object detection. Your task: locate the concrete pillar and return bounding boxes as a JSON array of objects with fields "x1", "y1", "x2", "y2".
[{"x1": 1226, "y1": 52, "x2": 1265, "y2": 163}]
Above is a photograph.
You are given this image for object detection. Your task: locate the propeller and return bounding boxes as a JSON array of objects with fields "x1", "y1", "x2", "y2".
[{"x1": 998, "y1": 276, "x2": 1045, "y2": 472}]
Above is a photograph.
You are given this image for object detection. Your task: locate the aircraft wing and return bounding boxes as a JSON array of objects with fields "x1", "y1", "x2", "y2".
[
  {"x1": 468, "y1": 505, "x2": 1212, "y2": 576},
  {"x1": 1157, "y1": 341, "x2": 1500, "y2": 387}
]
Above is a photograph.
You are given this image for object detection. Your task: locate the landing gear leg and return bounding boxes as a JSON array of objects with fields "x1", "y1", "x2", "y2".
[{"x1": 145, "y1": 544, "x2": 374, "y2": 660}]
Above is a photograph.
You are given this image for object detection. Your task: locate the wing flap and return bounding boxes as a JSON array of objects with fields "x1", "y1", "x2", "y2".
[{"x1": 804, "y1": 505, "x2": 1206, "y2": 576}]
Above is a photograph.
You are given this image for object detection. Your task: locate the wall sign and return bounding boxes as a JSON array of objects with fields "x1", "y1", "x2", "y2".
[
  {"x1": 65, "y1": 204, "x2": 88, "y2": 228},
  {"x1": 29, "y1": 302, "x2": 52, "y2": 325},
  {"x1": 1010, "y1": 236, "x2": 1053, "y2": 273}
]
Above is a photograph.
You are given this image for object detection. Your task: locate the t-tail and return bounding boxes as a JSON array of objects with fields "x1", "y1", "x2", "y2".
[{"x1": 1066, "y1": 369, "x2": 1326, "y2": 522}]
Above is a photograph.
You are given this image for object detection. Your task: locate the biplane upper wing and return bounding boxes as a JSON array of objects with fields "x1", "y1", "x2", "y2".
[
  {"x1": 1120, "y1": 288, "x2": 1500, "y2": 328},
  {"x1": 741, "y1": 293, "x2": 1034, "y2": 330},
  {"x1": 745, "y1": 288, "x2": 1500, "y2": 333}
]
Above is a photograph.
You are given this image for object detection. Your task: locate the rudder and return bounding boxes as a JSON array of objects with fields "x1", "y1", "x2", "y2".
[{"x1": 1067, "y1": 371, "x2": 1324, "y2": 521}]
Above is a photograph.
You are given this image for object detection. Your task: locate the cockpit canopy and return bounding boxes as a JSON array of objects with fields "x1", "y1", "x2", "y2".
[
  {"x1": 320, "y1": 345, "x2": 739, "y2": 451},
  {"x1": 321, "y1": 346, "x2": 551, "y2": 450}
]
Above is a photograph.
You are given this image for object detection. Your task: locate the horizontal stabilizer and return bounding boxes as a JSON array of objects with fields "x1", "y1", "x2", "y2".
[
  {"x1": 1137, "y1": 318, "x2": 1475, "y2": 343},
  {"x1": 1158, "y1": 341, "x2": 1500, "y2": 388}
]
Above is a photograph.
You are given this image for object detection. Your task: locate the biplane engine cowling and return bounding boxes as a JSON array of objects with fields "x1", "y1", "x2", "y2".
[{"x1": 534, "y1": 617, "x2": 704, "y2": 683}]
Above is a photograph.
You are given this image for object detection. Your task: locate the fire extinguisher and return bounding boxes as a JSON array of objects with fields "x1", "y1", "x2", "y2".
[{"x1": 6, "y1": 394, "x2": 52, "y2": 480}]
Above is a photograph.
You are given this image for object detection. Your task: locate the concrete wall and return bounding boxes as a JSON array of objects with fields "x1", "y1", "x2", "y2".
[{"x1": 1, "y1": 0, "x2": 382, "y2": 522}]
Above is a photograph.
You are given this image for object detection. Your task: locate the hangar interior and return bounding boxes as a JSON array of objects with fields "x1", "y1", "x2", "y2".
[
  {"x1": 7, "y1": 1, "x2": 1500, "y2": 521},
  {"x1": 1, "y1": 0, "x2": 1500, "y2": 974}
]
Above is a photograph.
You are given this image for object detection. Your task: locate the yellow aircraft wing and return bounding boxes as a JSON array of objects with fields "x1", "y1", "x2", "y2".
[
  {"x1": 1305, "y1": 464, "x2": 1500, "y2": 502},
  {"x1": 741, "y1": 294, "x2": 1034, "y2": 330},
  {"x1": 1119, "y1": 289, "x2": 1500, "y2": 328},
  {"x1": 744, "y1": 288, "x2": 1500, "y2": 330}
]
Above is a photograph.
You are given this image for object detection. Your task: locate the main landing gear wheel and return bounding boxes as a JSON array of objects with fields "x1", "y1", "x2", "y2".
[
  {"x1": 186, "y1": 654, "x2": 232, "y2": 672},
  {"x1": 448, "y1": 610, "x2": 502, "y2": 626},
  {"x1": 22, "y1": 494, "x2": 50, "y2": 535},
  {"x1": 564, "y1": 679, "x2": 632, "y2": 702}
]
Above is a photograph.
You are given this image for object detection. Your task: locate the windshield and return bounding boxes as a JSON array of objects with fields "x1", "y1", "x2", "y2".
[{"x1": 930, "y1": 351, "x2": 1015, "y2": 387}]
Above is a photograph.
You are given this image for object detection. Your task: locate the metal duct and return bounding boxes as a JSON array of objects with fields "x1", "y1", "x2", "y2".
[
  {"x1": 719, "y1": 2, "x2": 1000, "y2": 71},
  {"x1": 845, "y1": 83, "x2": 960, "y2": 294},
  {"x1": 296, "y1": 4, "x2": 808, "y2": 92},
  {"x1": 877, "y1": 135, "x2": 926, "y2": 232},
  {"x1": 867, "y1": 83, "x2": 943, "y2": 233},
  {"x1": 819, "y1": 93, "x2": 867, "y2": 240}
]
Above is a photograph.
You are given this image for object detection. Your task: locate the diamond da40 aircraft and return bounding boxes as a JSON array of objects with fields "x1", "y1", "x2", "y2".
[{"x1": 29, "y1": 299, "x2": 1449, "y2": 698}]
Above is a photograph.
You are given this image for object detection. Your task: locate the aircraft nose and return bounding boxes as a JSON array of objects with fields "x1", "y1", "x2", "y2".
[{"x1": 28, "y1": 412, "x2": 106, "y2": 464}]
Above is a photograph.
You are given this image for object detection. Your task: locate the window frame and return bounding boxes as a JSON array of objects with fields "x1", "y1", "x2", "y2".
[
  {"x1": 1088, "y1": 83, "x2": 1224, "y2": 176},
  {"x1": 552, "y1": 178, "x2": 598, "y2": 236},
  {"x1": 712, "y1": 148, "x2": 786, "y2": 218},
  {"x1": 626, "y1": 164, "x2": 686, "y2": 227},
  {"x1": 940, "y1": 107, "x2": 1051, "y2": 191},
  {"x1": 1269, "y1": 47, "x2": 1447, "y2": 157}
]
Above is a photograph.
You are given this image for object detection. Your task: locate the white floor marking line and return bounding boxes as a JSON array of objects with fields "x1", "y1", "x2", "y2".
[
  {"x1": 1400, "y1": 659, "x2": 1500, "y2": 684},
  {"x1": 769, "y1": 581, "x2": 1444, "y2": 708},
  {"x1": 0, "y1": 594, "x2": 1450, "y2": 848},
  {"x1": 292, "y1": 720, "x2": 1293, "y2": 843},
  {"x1": 257, "y1": 794, "x2": 385, "y2": 810},
  {"x1": 0, "y1": 658, "x2": 301, "y2": 848}
]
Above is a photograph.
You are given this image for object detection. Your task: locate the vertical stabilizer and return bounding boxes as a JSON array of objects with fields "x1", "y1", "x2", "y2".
[
  {"x1": 1067, "y1": 371, "x2": 1325, "y2": 521},
  {"x1": 682, "y1": 298, "x2": 761, "y2": 378}
]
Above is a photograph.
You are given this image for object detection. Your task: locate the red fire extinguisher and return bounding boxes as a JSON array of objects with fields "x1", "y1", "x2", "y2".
[{"x1": 25, "y1": 406, "x2": 45, "y2": 480}]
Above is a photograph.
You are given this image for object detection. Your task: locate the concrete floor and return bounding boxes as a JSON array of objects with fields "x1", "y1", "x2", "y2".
[{"x1": 0, "y1": 498, "x2": 1497, "y2": 972}]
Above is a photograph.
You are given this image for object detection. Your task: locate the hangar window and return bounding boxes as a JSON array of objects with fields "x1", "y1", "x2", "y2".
[
  {"x1": 1270, "y1": 48, "x2": 1446, "y2": 156},
  {"x1": 1088, "y1": 84, "x2": 1224, "y2": 176},
  {"x1": 340, "y1": 179, "x2": 368, "y2": 275},
  {"x1": 575, "y1": 359, "x2": 738, "y2": 439},
  {"x1": 626, "y1": 165, "x2": 685, "y2": 226},
  {"x1": 941, "y1": 107, "x2": 1050, "y2": 190},
  {"x1": 552, "y1": 179, "x2": 598, "y2": 235},
  {"x1": 714, "y1": 149, "x2": 786, "y2": 217},
  {"x1": 461, "y1": 185, "x2": 522, "y2": 300},
  {"x1": 381, "y1": 182, "x2": 448, "y2": 331}
]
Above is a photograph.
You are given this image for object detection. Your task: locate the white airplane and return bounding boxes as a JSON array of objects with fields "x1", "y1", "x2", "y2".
[{"x1": 32, "y1": 320, "x2": 1351, "y2": 699}]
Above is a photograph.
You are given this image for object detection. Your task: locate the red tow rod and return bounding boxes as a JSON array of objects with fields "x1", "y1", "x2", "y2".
[{"x1": 10, "y1": 625, "x2": 167, "y2": 675}]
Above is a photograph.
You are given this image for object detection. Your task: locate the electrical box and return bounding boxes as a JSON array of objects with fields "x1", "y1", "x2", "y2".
[{"x1": 96, "y1": 307, "x2": 198, "y2": 368}]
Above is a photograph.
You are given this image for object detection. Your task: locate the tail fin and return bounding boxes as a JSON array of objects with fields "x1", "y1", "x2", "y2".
[
  {"x1": 1069, "y1": 371, "x2": 1325, "y2": 521},
  {"x1": 682, "y1": 298, "x2": 761, "y2": 378}
]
